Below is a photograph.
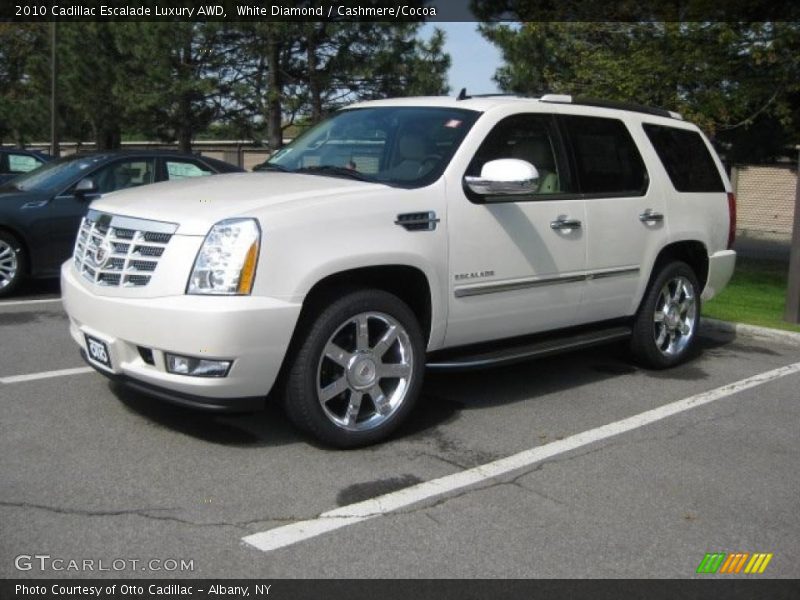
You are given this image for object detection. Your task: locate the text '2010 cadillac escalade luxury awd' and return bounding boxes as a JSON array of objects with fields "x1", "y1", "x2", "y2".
[{"x1": 62, "y1": 94, "x2": 736, "y2": 447}]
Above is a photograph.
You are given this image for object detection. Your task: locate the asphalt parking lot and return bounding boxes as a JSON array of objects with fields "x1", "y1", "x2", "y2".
[{"x1": 1, "y1": 282, "x2": 799, "y2": 579}]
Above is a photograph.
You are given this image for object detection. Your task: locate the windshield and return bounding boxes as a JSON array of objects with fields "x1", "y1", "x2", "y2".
[
  {"x1": 264, "y1": 107, "x2": 480, "y2": 188},
  {"x1": 10, "y1": 154, "x2": 107, "y2": 192}
]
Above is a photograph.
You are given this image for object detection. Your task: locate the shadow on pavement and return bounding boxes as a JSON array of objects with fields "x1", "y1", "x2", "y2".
[
  {"x1": 108, "y1": 333, "x2": 751, "y2": 448},
  {"x1": 9, "y1": 277, "x2": 61, "y2": 301}
]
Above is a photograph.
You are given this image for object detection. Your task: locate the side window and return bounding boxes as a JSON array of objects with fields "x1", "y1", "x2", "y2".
[
  {"x1": 92, "y1": 159, "x2": 157, "y2": 194},
  {"x1": 9, "y1": 153, "x2": 41, "y2": 174},
  {"x1": 561, "y1": 116, "x2": 648, "y2": 196},
  {"x1": 467, "y1": 114, "x2": 568, "y2": 196},
  {"x1": 165, "y1": 160, "x2": 214, "y2": 180},
  {"x1": 643, "y1": 124, "x2": 724, "y2": 193}
]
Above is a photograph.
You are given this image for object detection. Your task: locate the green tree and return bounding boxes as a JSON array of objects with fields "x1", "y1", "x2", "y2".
[
  {"x1": 0, "y1": 23, "x2": 49, "y2": 146},
  {"x1": 324, "y1": 23, "x2": 450, "y2": 103},
  {"x1": 480, "y1": 22, "x2": 800, "y2": 161},
  {"x1": 225, "y1": 23, "x2": 304, "y2": 150},
  {"x1": 227, "y1": 20, "x2": 450, "y2": 149},
  {"x1": 58, "y1": 23, "x2": 134, "y2": 149},
  {"x1": 114, "y1": 23, "x2": 241, "y2": 152},
  {"x1": 0, "y1": 20, "x2": 451, "y2": 151}
]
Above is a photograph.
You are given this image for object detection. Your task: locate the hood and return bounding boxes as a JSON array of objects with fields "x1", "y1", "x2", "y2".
[
  {"x1": 0, "y1": 186, "x2": 46, "y2": 206},
  {"x1": 90, "y1": 172, "x2": 384, "y2": 235}
]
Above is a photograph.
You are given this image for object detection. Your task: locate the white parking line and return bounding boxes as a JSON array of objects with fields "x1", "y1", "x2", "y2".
[
  {"x1": 0, "y1": 367, "x2": 94, "y2": 384},
  {"x1": 243, "y1": 361, "x2": 800, "y2": 554},
  {"x1": 0, "y1": 298, "x2": 62, "y2": 307}
]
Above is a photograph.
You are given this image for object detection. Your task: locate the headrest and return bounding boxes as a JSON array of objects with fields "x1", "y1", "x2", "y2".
[{"x1": 511, "y1": 138, "x2": 554, "y2": 170}]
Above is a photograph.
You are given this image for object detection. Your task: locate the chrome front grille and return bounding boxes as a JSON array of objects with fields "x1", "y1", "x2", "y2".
[{"x1": 73, "y1": 210, "x2": 178, "y2": 288}]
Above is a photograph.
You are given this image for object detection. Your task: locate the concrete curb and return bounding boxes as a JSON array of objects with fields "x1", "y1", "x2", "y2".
[{"x1": 703, "y1": 317, "x2": 800, "y2": 346}]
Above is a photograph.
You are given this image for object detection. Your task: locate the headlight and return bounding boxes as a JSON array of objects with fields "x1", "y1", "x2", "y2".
[{"x1": 187, "y1": 218, "x2": 260, "y2": 295}]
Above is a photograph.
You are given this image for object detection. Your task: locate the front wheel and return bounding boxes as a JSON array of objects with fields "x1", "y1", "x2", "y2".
[
  {"x1": 283, "y1": 289, "x2": 425, "y2": 448},
  {"x1": 631, "y1": 261, "x2": 701, "y2": 369}
]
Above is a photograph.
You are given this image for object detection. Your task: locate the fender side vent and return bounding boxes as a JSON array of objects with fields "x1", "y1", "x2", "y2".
[{"x1": 395, "y1": 211, "x2": 440, "y2": 232}]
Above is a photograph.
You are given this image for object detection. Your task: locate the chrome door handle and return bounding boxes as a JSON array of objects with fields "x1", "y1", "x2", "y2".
[
  {"x1": 550, "y1": 217, "x2": 582, "y2": 230},
  {"x1": 639, "y1": 209, "x2": 664, "y2": 223}
]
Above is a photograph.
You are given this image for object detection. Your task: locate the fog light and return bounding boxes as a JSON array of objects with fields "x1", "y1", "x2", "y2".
[{"x1": 165, "y1": 353, "x2": 231, "y2": 378}]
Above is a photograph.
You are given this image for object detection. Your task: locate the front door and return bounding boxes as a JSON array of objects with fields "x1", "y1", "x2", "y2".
[
  {"x1": 445, "y1": 113, "x2": 587, "y2": 347},
  {"x1": 47, "y1": 157, "x2": 157, "y2": 270}
]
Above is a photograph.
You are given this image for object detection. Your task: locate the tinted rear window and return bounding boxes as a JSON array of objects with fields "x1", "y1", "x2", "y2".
[
  {"x1": 643, "y1": 124, "x2": 724, "y2": 192},
  {"x1": 562, "y1": 116, "x2": 648, "y2": 196}
]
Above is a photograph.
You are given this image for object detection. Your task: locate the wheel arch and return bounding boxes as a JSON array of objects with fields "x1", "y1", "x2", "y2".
[
  {"x1": 298, "y1": 264, "x2": 434, "y2": 346},
  {"x1": 272, "y1": 263, "x2": 436, "y2": 412},
  {"x1": 638, "y1": 240, "x2": 709, "y2": 314}
]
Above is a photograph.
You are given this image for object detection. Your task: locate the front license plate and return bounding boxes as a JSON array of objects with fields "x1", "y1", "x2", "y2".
[{"x1": 85, "y1": 335, "x2": 112, "y2": 369}]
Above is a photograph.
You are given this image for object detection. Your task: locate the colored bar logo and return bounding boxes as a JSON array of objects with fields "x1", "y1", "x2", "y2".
[{"x1": 696, "y1": 552, "x2": 773, "y2": 574}]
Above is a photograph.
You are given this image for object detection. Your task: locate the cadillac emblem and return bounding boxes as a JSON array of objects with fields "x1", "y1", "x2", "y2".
[{"x1": 88, "y1": 235, "x2": 113, "y2": 270}]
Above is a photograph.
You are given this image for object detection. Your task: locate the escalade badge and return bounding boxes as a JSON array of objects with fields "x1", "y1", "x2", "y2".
[{"x1": 454, "y1": 270, "x2": 495, "y2": 281}]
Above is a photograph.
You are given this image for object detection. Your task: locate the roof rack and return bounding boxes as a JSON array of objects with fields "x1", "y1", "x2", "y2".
[
  {"x1": 456, "y1": 88, "x2": 523, "y2": 101},
  {"x1": 540, "y1": 94, "x2": 682, "y2": 120},
  {"x1": 455, "y1": 88, "x2": 683, "y2": 120}
]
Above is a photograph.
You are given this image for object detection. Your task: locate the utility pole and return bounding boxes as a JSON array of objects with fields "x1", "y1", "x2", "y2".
[
  {"x1": 50, "y1": 22, "x2": 60, "y2": 157},
  {"x1": 785, "y1": 145, "x2": 800, "y2": 323}
]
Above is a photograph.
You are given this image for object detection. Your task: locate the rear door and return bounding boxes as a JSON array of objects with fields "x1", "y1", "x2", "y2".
[{"x1": 560, "y1": 114, "x2": 667, "y2": 322}]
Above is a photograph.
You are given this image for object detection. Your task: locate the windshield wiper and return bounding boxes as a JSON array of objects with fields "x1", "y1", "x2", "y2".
[
  {"x1": 253, "y1": 162, "x2": 289, "y2": 172},
  {"x1": 294, "y1": 165, "x2": 375, "y2": 183}
]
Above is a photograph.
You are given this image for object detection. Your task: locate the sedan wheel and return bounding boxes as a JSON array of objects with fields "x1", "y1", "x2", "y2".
[{"x1": 0, "y1": 234, "x2": 24, "y2": 297}]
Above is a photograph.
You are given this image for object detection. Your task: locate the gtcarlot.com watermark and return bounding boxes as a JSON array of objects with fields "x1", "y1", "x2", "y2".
[{"x1": 15, "y1": 554, "x2": 195, "y2": 572}]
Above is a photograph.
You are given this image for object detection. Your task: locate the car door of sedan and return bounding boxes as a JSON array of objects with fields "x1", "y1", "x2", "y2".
[{"x1": 45, "y1": 157, "x2": 157, "y2": 272}]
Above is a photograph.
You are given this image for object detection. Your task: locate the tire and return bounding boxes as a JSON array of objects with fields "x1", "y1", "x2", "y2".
[
  {"x1": 283, "y1": 289, "x2": 425, "y2": 448},
  {"x1": 0, "y1": 230, "x2": 26, "y2": 298},
  {"x1": 630, "y1": 261, "x2": 701, "y2": 369}
]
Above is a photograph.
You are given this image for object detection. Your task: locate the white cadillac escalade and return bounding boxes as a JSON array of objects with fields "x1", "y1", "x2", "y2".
[{"x1": 62, "y1": 94, "x2": 736, "y2": 447}]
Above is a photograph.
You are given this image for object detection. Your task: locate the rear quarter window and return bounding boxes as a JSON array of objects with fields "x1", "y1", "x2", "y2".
[{"x1": 643, "y1": 124, "x2": 724, "y2": 193}]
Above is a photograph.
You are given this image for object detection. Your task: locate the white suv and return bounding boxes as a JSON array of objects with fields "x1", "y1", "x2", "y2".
[{"x1": 62, "y1": 94, "x2": 736, "y2": 447}]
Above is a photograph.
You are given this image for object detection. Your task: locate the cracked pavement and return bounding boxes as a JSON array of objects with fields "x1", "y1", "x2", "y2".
[{"x1": 1, "y1": 284, "x2": 799, "y2": 578}]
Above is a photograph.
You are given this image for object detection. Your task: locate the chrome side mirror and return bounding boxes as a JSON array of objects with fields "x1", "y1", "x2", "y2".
[
  {"x1": 74, "y1": 177, "x2": 98, "y2": 197},
  {"x1": 464, "y1": 159, "x2": 539, "y2": 198}
]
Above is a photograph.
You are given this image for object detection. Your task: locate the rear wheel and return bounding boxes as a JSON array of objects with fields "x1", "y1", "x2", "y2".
[
  {"x1": 0, "y1": 231, "x2": 25, "y2": 298},
  {"x1": 631, "y1": 261, "x2": 700, "y2": 369},
  {"x1": 284, "y1": 289, "x2": 425, "y2": 448}
]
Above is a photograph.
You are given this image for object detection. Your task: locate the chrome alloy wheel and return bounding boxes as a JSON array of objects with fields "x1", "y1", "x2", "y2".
[
  {"x1": 653, "y1": 275, "x2": 697, "y2": 356},
  {"x1": 0, "y1": 239, "x2": 18, "y2": 291},
  {"x1": 316, "y1": 311, "x2": 414, "y2": 431}
]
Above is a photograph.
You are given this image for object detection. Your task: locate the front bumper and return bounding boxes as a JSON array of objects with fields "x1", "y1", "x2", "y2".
[
  {"x1": 702, "y1": 249, "x2": 736, "y2": 301},
  {"x1": 81, "y1": 350, "x2": 264, "y2": 411},
  {"x1": 62, "y1": 262, "x2": 302, "y2": 405}
]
